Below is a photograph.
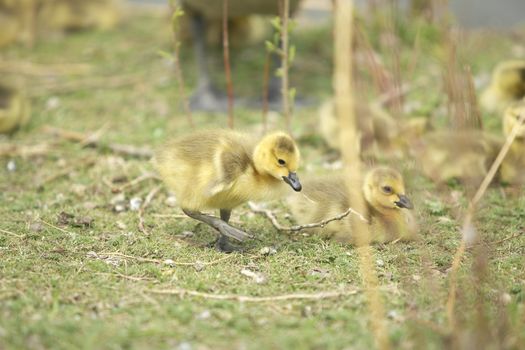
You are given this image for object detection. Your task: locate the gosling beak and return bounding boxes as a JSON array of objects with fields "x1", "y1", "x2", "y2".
[
  {"x1": 395, "y1": 194, "x2": 413, "y2": 209},
  {"x1": 282, "y1": 172, "x2": 302, "y2": 192}
]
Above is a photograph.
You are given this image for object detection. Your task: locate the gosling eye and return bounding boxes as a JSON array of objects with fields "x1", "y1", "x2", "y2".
[
  {"x1": 278, "y1": 159, "x2": 286, "y2": 166},
  {"x1": 382, "y1": 186, "x2": 393, "y2": 195}
]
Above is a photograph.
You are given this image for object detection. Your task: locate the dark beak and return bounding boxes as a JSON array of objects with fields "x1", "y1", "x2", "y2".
[
  {"x1": 282, "y1": 172, "x2": 302, "y2": 192},
  {"x1": 395, "y1": 194, "x2": 413, "y2": 209}
]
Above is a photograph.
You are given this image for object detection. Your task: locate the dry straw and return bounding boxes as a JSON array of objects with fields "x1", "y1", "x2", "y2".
[{"x1": 334, "y1": 1, "x2": 390, "y2": 349}]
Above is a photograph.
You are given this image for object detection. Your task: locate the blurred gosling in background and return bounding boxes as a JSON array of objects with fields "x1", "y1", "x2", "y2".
[
  {"x1": 500, "y1": 100, "x2": 525, "y2": 188},
  {"x1": 480, "y1": 60, "x2": 525, "y2": 114}
]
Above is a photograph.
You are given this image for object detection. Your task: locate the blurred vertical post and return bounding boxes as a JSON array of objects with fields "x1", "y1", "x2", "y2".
[
  {"x1": 280, "y1": 0, "x2": 292, "y2": 133},
  {"x1": 223, "y1": 0, "x2": 234, "y2": 129},
  {"x1": 333, "y1": 1, "x2": 390, "y2": 349},
  {"x1": 169, "y1": 3, "x2": 194, "y2": 129}
]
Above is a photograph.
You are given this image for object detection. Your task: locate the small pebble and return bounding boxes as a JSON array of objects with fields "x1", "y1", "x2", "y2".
[
  {"x1": 110, "y1": 193, "x2": 126, "y2": 205},
  {"x1": 116, "y1": 221, "x2": 127, "y2": 230},
  {"x1": 163, "y1": 259, "x2": 175, "y2": 266},
  {"x1": 6, "y1": 160, "x2": 16, "y2": 172},
  {"x1": 165, "y1": 196, "x2": 177, "y2": 207},
  {"x1": 114, "y1": 204, "x2": 126, "y2": 213},
  {"x1": 259, "y1": 246, "x2": 277, "y2": 255},
  {"x1": 177, "y1": 342, "x2": 192, "y2": 350},
  {"x1": 193, "y1": 261, "x2": 205, "y2": 272},
  {"x1": 376, "y1": 259, "x2": 385, "y2": 267},
  {"x1": 129, "y1": 197, "x2": 142, "y2": 211},
  {"x1": 45, "y1": 96, "x2": 60, "y2": 110},
  {"x1": 196, "y1": 310, "x2": 211, "y2": 320},
  {"x1": 29, "y1": 222, "x2": 44, "y2": 232}
]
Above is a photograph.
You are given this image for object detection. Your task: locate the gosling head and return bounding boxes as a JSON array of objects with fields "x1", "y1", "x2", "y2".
[
  {"x1": 363, "y1": 167, "x2": 413, "y2": 211},
  {"x1": 493, "y1": 60, "x2": 525, "y2": 99},
  {"x1": 503, "y1": 101, "x2": 525, "y2": 139},
  {"x1": 253, "y1": 131, "x2": 302, "y2": 191}
]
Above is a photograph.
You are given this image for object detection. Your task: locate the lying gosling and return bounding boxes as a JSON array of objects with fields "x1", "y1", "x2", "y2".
[
  {"x1": 480, "y1": 60, "x2": 525, "y2": 114},
  {"x1": 412, "y1": 130, "x2": 503, "y2": 187},
  {"x1": 0, "y1": 84, "x2": 30, "y2": 134},
  {"x1": 500, "y1": 100, "x2": 525, "y2": 187},
  {"x1": 155, "y1": 129, "x2": 302, "y2": 251},
  {"x1": 287, "y1": 167, "x2": 417, "y2": 243},
  {"x1": 319, "y1": 99, "x2": 430, "y2": 158}
]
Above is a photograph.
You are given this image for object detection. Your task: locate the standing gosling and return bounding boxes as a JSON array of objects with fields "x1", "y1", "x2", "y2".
[
  {"x1": 287, "y1": 167, "x2": 417, "y2": 243},
  {"x1": 480, "y1": 60, "x2": 525, "y2": 114},
  {"x1": 156, "y1": 129, "x2": 302, "y2": 251},
  {"x1": 500, "y1": 100, "x2": 525, "y2": 187}
]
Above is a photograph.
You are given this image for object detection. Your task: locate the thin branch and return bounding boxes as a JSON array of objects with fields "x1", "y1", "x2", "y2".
[
  {"x1": 0, "y1": 228, "x2": 24, "y2": 238},
  {"x1": 0, "y1": 61, "x2": 92, "y2": 77},
  {"x1": 37, "y1": 158, "x2": 96, "y2": 188},
  {"x1": 95, "y1": 272, "x2": 154, "y2": 282},
  {"x1": 40, "y1": 220, "x2": 75, "y2": 236},
  {"x1": 261, "y1": 51, "x2": 271, "y2": 134},
  {"x1": 334, "y1": 2, "x2": 390, "y2": 350},
  {"x1": 146, "y1": 287, "x2": 360, "y2": 302},
  {"x1": 281, "y1": 0, "x2": 292, "y2": 133},
  {"x1": 487, "y1": 231, "x2": 523, "y2": 246},
  {"x1": 97, "y1": 252, "x2": 233, "y2": 267},
  {"x1": 43, "y1": 126, "x2": 153, "y2": 159},
  {"x1": 114, "y1": 172, "x2": 161, "y2": 193},
  {"x1": 248, "y1": 202, "x2": 368, "y2": 232},
  {"x1": 29, "y1": 74, "x2": 142, "y2": 97},
  {"x1": 0, "y1": 143, "x2": 51, "y2": 158},
  {"x1": 223, "y1": 0, "x2": 234, "y2": 129},
  {"x1": 170, "y1": 5, "x2": 194, "y2": 128},
  {"x1": 138, "y1": 185, "x2": 161, "y2": 236}
]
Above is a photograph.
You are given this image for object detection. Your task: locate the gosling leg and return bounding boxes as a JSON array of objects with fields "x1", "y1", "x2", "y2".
[
  {"x1": 182, "y1": 208, "x2": 252, "y2": 242},
  {"x1": 215, "y1": 209, "x2": 242, "y2": 253}
]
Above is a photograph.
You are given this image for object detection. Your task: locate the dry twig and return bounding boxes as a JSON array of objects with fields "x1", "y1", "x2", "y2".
[
  {"x1": 281, "y1": 0, "x2": 292, "y2": 133},
  {"x1": 43, "y1": 126, "x2": 153, "y2": 159},
  {"x1": 0, "y1": 143, "x2": 51, "y2": 158},
  {"x1": 138, "y1": 185, "x2": 161, "y2": 235},
  {"x1": 97, "y1": 252, "x2": 233, "y2": 267},
  {"x1": 37, "y1": 158, "x2": 96, "y2": 188},
  {"x1": 0, "y1": 228, "x2": 24, "y2": 238},
  {"x1": 334, "y1": 2, "x2": 390, "y2": 349},
  {"x1": 248, "y1": 202, "x2": 368, "y2": 232},
  {"x1": 0, "y1": 60, "x2": 92, "y2": 77},
  {"x1": 146, "y1": 287, "x2": 360, "y2": 302},
  {"x1": 169, "y1": 5, "x2": 194, "y2": 128},
  {"x1": 222, "y1": 0, "x2": 234, "y2": 128},
  {"x1": 114, "y1": 172, "x2": 161, "y2": 193}
]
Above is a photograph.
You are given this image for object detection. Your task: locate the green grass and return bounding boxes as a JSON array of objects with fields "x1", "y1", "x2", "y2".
[{"x1": 1, "y1": 10, "x2": 525, "y2": 350}]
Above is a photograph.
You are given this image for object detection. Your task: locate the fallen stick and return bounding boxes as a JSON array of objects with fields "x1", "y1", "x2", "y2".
[
  {"x1": 96, "y1": 251, "x2": 233, "y2": 267},
  {"x1": 43, "y1": 126, "x2": 153, "y2": 159},
  {"x1": 248, "y1": 201, "x2": 368, "y2": 232},
  {"x1": 0, "y1": 61, "x2": 92, "y2": 77},
  {"x1": 146, "y1": 287, "x2": 360, "y2": 302},
  {"x1": 138, "y1": 185, "x2": 161, "y2": 235}
]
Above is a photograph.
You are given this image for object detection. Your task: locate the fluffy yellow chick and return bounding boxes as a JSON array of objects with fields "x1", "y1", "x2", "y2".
[
  {"x1": 480, "y1": 60, "x2": 525, "y2": 114},
  {"x1": 155, "y1": 129, "x2": 302, "y2": 251},
  {"x1": 0, "y1": 85, "x2": 31, "y2": 134},
  {"x1": 500, "y1": 100, "x2": 525, "y2": 187},
  {"x1": 287, "y1": 167, "x2": 417, "y2": 243}
]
